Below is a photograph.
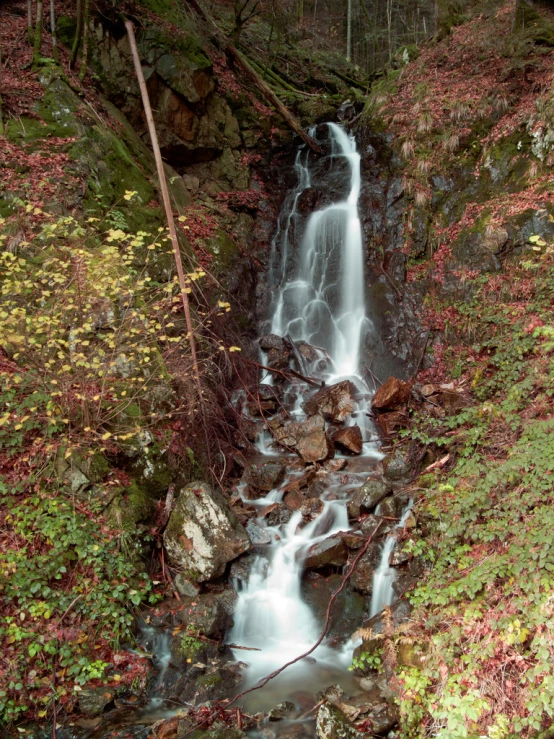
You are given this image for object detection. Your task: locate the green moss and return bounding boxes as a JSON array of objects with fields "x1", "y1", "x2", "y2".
[{"x1": 197, "y1": 672, "x2": 223, "y2": 688}]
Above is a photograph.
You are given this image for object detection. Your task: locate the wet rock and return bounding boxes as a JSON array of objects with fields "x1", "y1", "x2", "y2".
[
  {"x1": 306, "y1": 478, "x2": 328, "y2": 498},
  {"x1": 284, "y1": 489, "x2": 304, "y2": 510},
  {"x1": 296, "y1": 414, "x2": 333, "y2": 463},
  {"x1": 383, "y1": 451, "x2": 411, "y2": 482},
  {"x1": 268, "y1": 701, "x2": 296, "y2": 721},
  {"x1": 378, "y1": 495, "x2": 408, "y2": 519},
  {"x1": 360, "y1": 514, "x2": 386, "y2": 537},
  {"x1": 347, "y1": 479, "x2": 391, "y2": 519},
  {"x1": 357, "y1": 598, "x2": 412, "y2": 636},
  {"x1": 303, "y1": 381, "x2": 358, "y2": 423},
  {"x1": 390, "y1": 543, "x2": 411, "y2": 566},
  {"x1": 323, "y1": 458, "x2": 348, "y2": 472},
  {"x1": 366, "y1": 703, "x2": 398, "y2": 734},
  {"x1": 339, "y1": 532, "x2": 366, "y2": 551},
  {"x1": 246, "y1": 519, "x2": 272, "y2": 546},
  {"x1": 259, "y1": 334, "x2": 284, "y2": 351},
  {"x1": 229, "y1": 555, "x2": 255, "y2": 585},
  {"x1": 245, "y1": 461, "x2": 286, "y2": 492},
  {"x1": 301, "y1": 497, "x2": 325, "y2": 519},
  {"x1": 332, "y1": 425, "x2": 363, "y2": 455},
  {"x1": 303, "y1": 575, "x2": 366, "y2": 643},
  {"x1": 304, "y1": 537, "x2": 348, "y2": 569},
  {"x1": 265, "y1": 503, "x2": 293, "y2": 527},
  {"x1": 297, "y1": 187, "x2": 320, "y2": 213},
  {"x1": 371, "y1": 377, "x2": 412, "y2": 412},
  {"x1": 376, "y1": 410, "x2": 408, "y2": 436},
  {"x1": 297, "y1": 340, "x2": 320, "y2": 363},
  {"x1": 349, "y1": 542, "x2": 383, "y2": 595},
  {"x1": 247, "y1": 385, "x2": 283, "y2": 416},
  {"x1": 316, "y1": 703, "x2": 363, "y2": 738},
  {"x1": 164, "y1": 482, "x2": 250, "y2": 582},
  {"x1": 78, "y1": 686, "x2": 116, "y2": 717},
  {"x1": 267, "y1": 346, "x2": 291, "y2": 370}
]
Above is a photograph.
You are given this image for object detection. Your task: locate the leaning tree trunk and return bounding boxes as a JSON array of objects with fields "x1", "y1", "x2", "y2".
[
  {"x1": 185, "y1": 0, "x2": 321, "y2": 153},
  {"x1": 33, "y1": 0, "x2": 44, "y2": 67}
]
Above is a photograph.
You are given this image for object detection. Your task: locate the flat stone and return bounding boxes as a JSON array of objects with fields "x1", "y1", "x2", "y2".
[
  {"x1": 371, "y1": 377, "x2": 412, "y2": 412},
  {"x1": 303, "y1": 381, "x2": 358, "y2": 423},
  {"x1": 332, "y1": 425, "x2": 363, "y2": 454},
  {"x1": 304, "y1": 536, "x2": 348, "y2": 569}
]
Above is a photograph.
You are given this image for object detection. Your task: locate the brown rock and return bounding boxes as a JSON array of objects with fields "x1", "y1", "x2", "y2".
[
  {"x1": 339, "y1": 532, "x2": 366, "y2": 551},
  {"x1": 301, "y1": 497, "x2": 325, "y2": 519},
  {"x1": 333, "y1": 425, "x2": 363, "y2": 454},
  {"x1": 304, "y1": 536, "x2": 348, "y2": 569},
  {"x1": 259, "y1": 334, "x2": 284, "y2": 351},
  {"x1": 323, "y1": 458, "x2": 348, "y2": 472},
  {"x1": 284, "y1": 489, "x2": 304, "y2": 511},
  {"x1": 244, "y1": 461, "x2": 286, "y2": 492},
  {"x1": 297, "y1": 340, "x2": 320, "y2": 363},
  {"x1": 376, "y1": 411, "x2": 408, "y2": 436},
  {"x1": 303, "y1": 380, "x2": 358, "y2": 423},
  {"x1": 296, "y1": 414, "x2": 333, "y2": 463},
  {"x1": 371, "y1": 377, "x2": 412, "y2": 412}
]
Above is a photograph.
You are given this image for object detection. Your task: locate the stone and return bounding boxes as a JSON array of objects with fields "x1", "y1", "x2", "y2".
[
  {"x1": 304, "y1": 537, "x2": 348, "y2": 569},
  {"x1": 316, "y1": 703, "x2": 363, "y2": 739},
  {"x1": 378, "y1": 495, "x2": 408, "y2": 520},
  {"x1": 164, "y1": 482, "x2": 250, "y2": 581},
  {"x1": 360, "y1": 514, "x2": 386, "y2": 538},
  {"x1": 371, "y1": 377, "x2": 412, "y2": 411},
  {"x1": 78, "y1": 686, "x2": 116, "y2": 717},
  {"x1": 323, "y1": 458, "x2": 347, "y2": 472},
  {"x1": 268, "y1": 701, "x2": 295, "y2": 721},
  {"x1": 296, "y1": 414, "x2": 333, "y2": 463},
  {"x1": 246, "y1": 520, "x2": 272, "y2": 546},
  {"x1": 376, "y1": 410, "x2": 408, "y2": 436},
  {"x1": 247, "y1": 385, "x2": 283, "y2": 416},
  {"x1": 296, "y1": 340, "x2": 320, "y2": 363},
  {"x1": 349, "y1": 542, "x2": 383, "y2": 594},
  {"x1": 383, "y1": 451, "x2": 411, "y2": 481},
  {"x1": 259, "y1": 334, "x2": 284, "y2": 351},
  {"x1": 303, "y1": 381, "x2": 358, "y2": 423},
  {"x1": 172, "y1": 593, "x2": 235, "y2": 638},
  {"x1": 245, "y1": 462, "x2": 286, "y2": 492},
  {"x1": 396, "y1": 640, "x2": 429, "y2": 670},
  {"x1": 390, "y1": 543, "x2": 411, "y2": 567},
  {"x1": 347, "y1": 479, "x2": 391, "y2": 519},
  {"x1": 332, "y1": 425, "x2": 363, "y2": 455},
  {"x1": 267, "y1": 346, "x2": 291, "y2": 370},
  {"x1": 339, "y1": 532, "x2": 366, "y2": 551},
  {"x1": 301, "y1": 497, "x2": 325, "y2": 519},
  {"x1": 265, "y1": 503, "x2": 293, "y2": 527},
  {"x1": 284, "y1": 489, "x2": 304, "y2": 511},
  {"x1": 174, "y1": 573, "x2": 200, "y2": 597},
  {"x1": 183, "y1": 174, "x2": 199, "y2": 191}
]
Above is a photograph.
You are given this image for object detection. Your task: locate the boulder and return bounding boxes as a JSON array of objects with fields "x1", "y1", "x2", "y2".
[
  {"x1": 246, "y1": 520, "x2": 272, "y2": 546},
  {"x1": 78, "y1": 686, "x2": 116, "y2": 717},
  {"x1": 296, "y1": 414, "x2": 333, "y2": 463},
  {"x1": 172, "y1": 593, "x2": 236, "y2": 638},
  {"x1": 259, "y1": 334, "x2": 284, "y2": 351},
  {"x1": 267, "y1": 346, "x2": 291, "y2": 370},
  {"x1": 303, "y1": 381, "x2": 358, "y2": 423},
  {"x1": 297, "y1": 340, "x2": 320, "y2": 363},
  {"x1": 284, "y1": 489, "x2": 304, "y2": 511},
  {"x1": 347, "y1": 479, "x2": 391, "y2": 519},
  {"x1": 316, "y1": 703, "x2": 363, "y2": 739},
  {"x1": 264, "y1": 503, "x2": 293, "y2": 527},
  {"x1": 371, "y1": 377, "x2": 412, "y2": 411},
  {"x1": 383, "y1": 451, "x2": 411, "y2": 481},
  {"x1": 304, "y1": 536, "x2": 348, "y2": 569},
  {"x1": 302, "y1": 574, "x2": 365, "y2": 642},
  {"x1": 244, "y1": 461, "x2": 286, "y2": 492},
  {"x1": 164, "y1": 482, "x2": 250, "y2": 581},
  {"x1": 301, "y1": 497, "x2": 325, "y2": 519},
  {"x1": 349, "y1": 542, "x2": 383, "y2": 595},
  {"x1": 323, "y1": 458, "x2": 347, "y2": 472},
  {"x1": 268, "y1": 701, "x2": 295, "y2": 721},
  {"x1": 376, "y1": 410, "x2": 408, "y2": 436},
  {"x1": 332, "y1": 425, "x2": 363, "y2": 455}
]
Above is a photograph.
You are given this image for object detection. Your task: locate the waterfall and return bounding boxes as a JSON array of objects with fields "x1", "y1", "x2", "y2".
[
  {"x1": 369, "y1": 502, "x2": 413, "y2": 618},
  {"x1": 230, "y1": 124, "x2": 387, "y2": 710}
]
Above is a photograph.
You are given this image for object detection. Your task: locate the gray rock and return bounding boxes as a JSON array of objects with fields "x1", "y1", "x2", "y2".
[
  {"x1": 348, "y1": 479, "x2": 391, "y2": 519},
  {"x1": 78, "y1": 686, "x2": 116, "y2": 717},
  {"x1": 268, "y1": 701, "x2": 295, "y2": 721},
  {"x1": 316, "y1": 703, "x2": 363, "y2": 738},
  {"x1": 164, "y1": 482, "x2": 250, "y2": 581},
  {"x1": 383, "y1": 451, "x2": 411, "y2": 481},
  {"x1": 246, "y1": 520, "x2": 272, "y2": 546},
  {"x1": 174, "y1": 573, "x2": 200, "y2": 597},
  {"x1": 245, "y1": 461, "x2": 286, "y2": 491},
  {"x1": 304, "y1": 537, "x2": 348, "y2": 569}
]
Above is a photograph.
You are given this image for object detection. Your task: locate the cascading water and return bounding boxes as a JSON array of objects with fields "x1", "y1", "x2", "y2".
[{"x1": 230, "y1": 124, "x2": 394, "y2": 713}]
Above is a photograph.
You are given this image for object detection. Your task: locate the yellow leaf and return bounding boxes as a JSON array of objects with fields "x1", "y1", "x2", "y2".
[{"x1": 101, "y1": 432, "x2": 112, "y2": 440}]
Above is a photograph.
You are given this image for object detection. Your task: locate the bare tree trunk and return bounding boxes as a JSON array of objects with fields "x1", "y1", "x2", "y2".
[
  {"x1": 124, "y1": 19, "x2": 202, "y2": 394},
  {"x1": 27, "y1": 0, "x2": 34, "y2": 45},
  {"x1": 185, "y1": 0, "x2": 321, "y2": 153},
  {"x1": 79, "y1": 0, "x2": 89, "y2": 80},
  {"x1": 71, "y1": 0, "x2": 83, "y2": 69},
  {"x1": 50, "y1": 0, "x2": 58, "y2": 61},
  {"x1": 0, "y1": 30, "x2": 4, "y2": 136},
  {"x1": 296, "y1": 0, "x2": 303, "y2": 22},
  {"x1": 346, "y1": 0, "x2": 352, "y2": 62},
  {"x1": 386, "y1": 0, "x2": 393, "y2": 61},
  {"x1": 33, "y1": 0, "x2": 44, "y2": 67}
]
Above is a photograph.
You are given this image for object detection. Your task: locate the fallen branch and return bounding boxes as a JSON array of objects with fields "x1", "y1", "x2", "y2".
[
  {"x1": 125, "y1": 18, "x2": 201, "y2": 395},
  {"x1": 225, "y1": 644, "x2": 262, "y2": 651},
  {"x1": 227, "y1": 520, "x2": 383, "y2": 706},
  {"x1": 185, "y1": 0, "x2": 321, "y2": 153},
  {"x1": 237, "y1": 354, "x2": 323, "y2": 388}
]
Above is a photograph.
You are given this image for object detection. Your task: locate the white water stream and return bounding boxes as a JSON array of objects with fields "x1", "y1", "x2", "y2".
[{"x1": 230, "y1": 124, "x2": 410, "y2": 709}]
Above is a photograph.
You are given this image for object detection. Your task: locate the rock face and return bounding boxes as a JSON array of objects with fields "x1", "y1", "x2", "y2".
[
  {"x1": 164, "y1": 482, "x2": 250, "y2": 581},
  {"x1": 304, "y1": 536, "x2": 348, "y2": 569},
  {"x1": 332, "y1": 425, "x2": 363, "y2": 454},
  {"x1": 371, "y1": 376, "x2": 412, "y2": 411},
  {"x1": 316, "y1": 703, "x2": 363, "y2": 739},
  {"x1": 303, "y1": 381, "x2": 358, "y2": 423}
]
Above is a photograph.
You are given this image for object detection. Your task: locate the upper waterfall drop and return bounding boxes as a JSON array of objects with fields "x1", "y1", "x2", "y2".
[{"x1": 270, "y1": 123, "x2": 372, "y2": 380}]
